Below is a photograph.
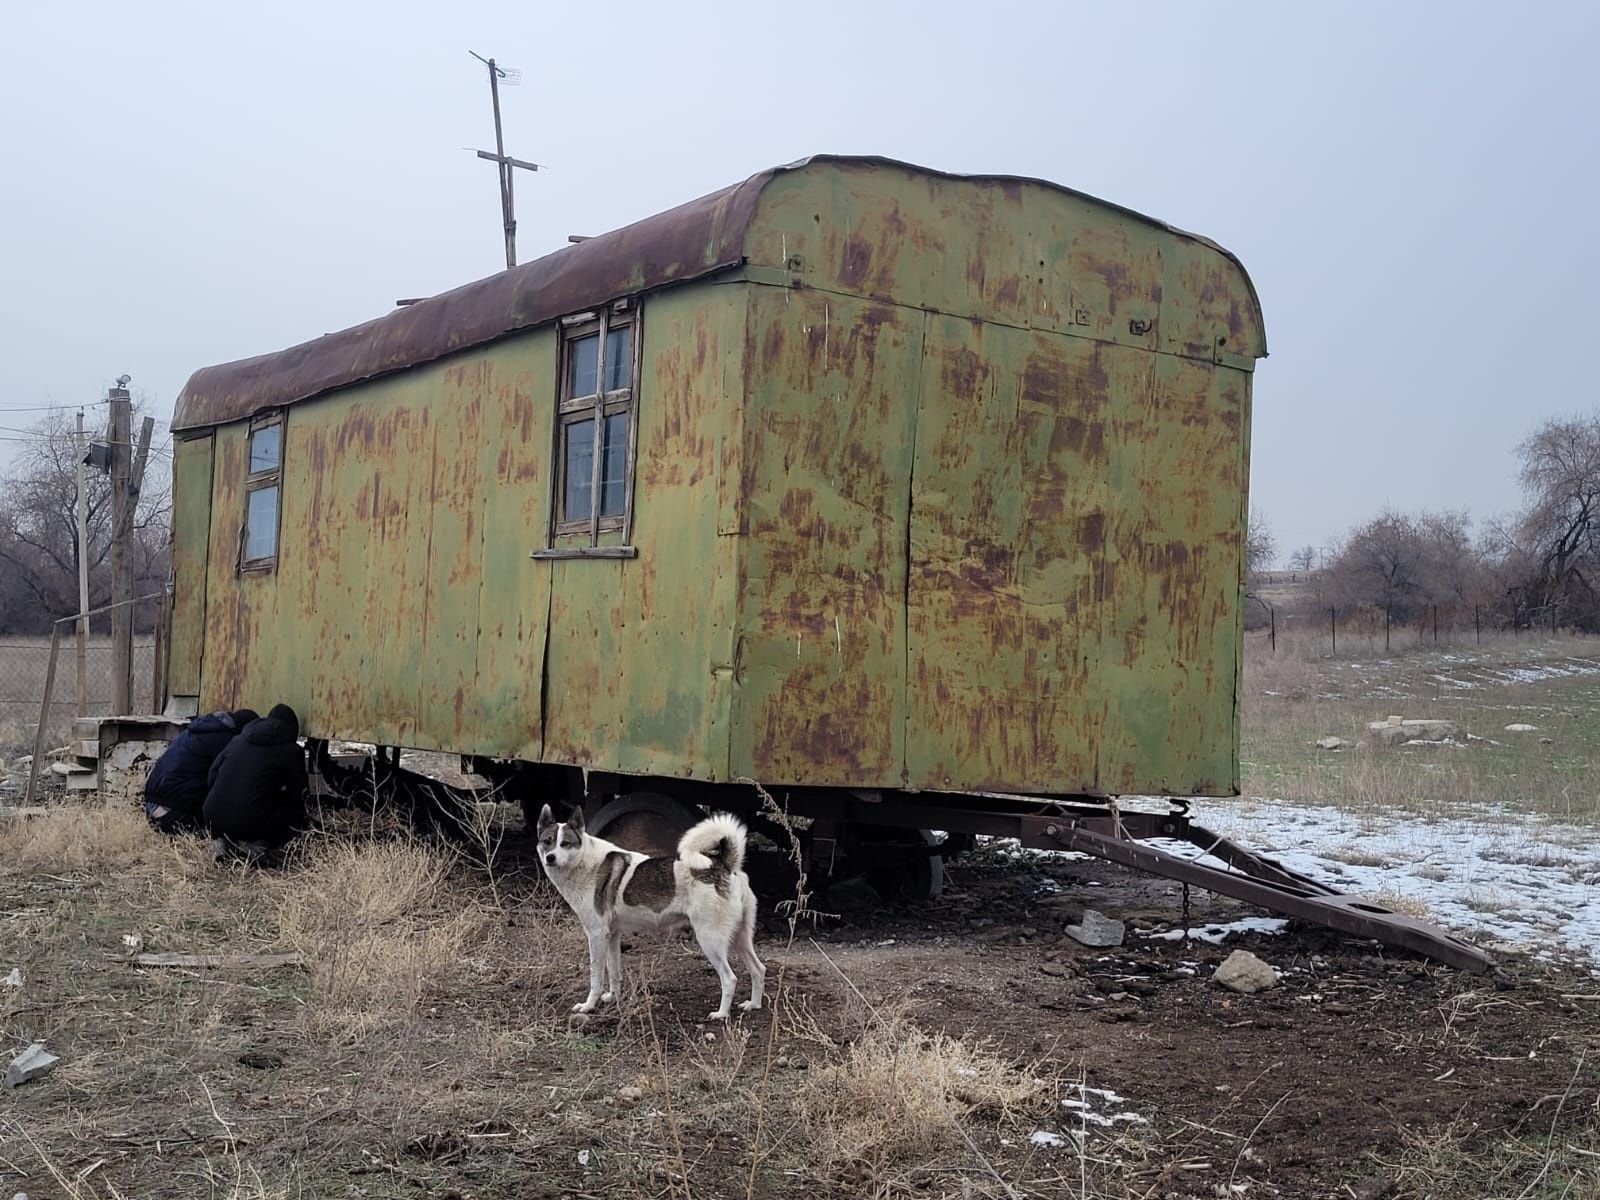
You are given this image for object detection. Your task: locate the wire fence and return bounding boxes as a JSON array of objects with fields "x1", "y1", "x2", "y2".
[{"x1": 0, "y1": 636, "x2": 157, "y2": 757}]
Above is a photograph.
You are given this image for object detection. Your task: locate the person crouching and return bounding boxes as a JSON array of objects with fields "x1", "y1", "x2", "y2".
[
  {"x1": 203, "y1": 703, "x2": 310, "y2": 863},
  {"x1": 143, "y1": 708, "x2": 258, "y2": 834}
]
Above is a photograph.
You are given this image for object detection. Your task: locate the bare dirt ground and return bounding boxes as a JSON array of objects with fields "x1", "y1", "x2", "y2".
[{"x1": 3, "y1": 803, "x2": 1597, "y2": 1200}]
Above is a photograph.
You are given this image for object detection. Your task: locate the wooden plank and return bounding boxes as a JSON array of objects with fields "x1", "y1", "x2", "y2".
[{"x1": 132, "y1": 952, "x2": 305, "y2": 969}]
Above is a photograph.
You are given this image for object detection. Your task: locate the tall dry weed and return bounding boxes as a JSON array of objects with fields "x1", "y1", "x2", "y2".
[
  {"x1": 794, "y1": 1009, "x2": 1047, "y2": 1194},
  {"x1": 0, "y1": 797, "x2": 164, "y2": 871},
  {"x1": 274, "y1": 838, "x2": 483, "y2": 1036}
]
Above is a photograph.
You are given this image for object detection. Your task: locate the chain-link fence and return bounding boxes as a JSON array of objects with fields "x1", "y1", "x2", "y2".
[{"x1": 0, "y1": 636, "x2": 157, "y2": 758}]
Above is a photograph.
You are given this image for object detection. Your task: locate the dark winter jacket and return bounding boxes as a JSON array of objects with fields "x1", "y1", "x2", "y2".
[
  {"x1": 143, "y1": 711, "x2": 252, "y2": 820},
  {"x1": 202, "y1": 707, "x2": 309, "y2": 843}
]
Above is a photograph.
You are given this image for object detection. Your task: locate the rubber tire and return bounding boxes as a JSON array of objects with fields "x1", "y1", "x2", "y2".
[
  {"x1": 587, "y1": 792, "x2": 703, "y2": 858},
  {"x1": 857, "y1": 827, "x2": 945, "y2": 901}
]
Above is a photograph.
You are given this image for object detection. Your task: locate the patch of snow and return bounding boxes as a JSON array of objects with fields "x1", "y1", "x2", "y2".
[
  {"x1": 1151, "y1": 798, "x2": 1600, "y2": 971},
  {"x1": 1142, "y1": 917, "x2": 1289, "y2": 944},
  {"x1": 1030, "y1": 1130, "x2": 1067, "y2": 1148}
]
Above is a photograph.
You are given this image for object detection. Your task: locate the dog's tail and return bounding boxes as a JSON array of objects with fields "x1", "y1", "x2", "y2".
[{"x1": 677, "y1": 812, "x2": 747, "y2": 874}]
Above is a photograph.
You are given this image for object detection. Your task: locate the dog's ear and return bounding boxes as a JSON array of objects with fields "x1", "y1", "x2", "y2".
[
  {"x1": 567, "y1": 805, "x2": 586, "y2": 834},
  {"x1": 536, "y1": 803, "x2": 554, "y2": 831}
]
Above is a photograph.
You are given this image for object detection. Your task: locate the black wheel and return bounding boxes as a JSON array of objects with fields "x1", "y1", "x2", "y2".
[
  {"x1": 853, "y1": 827, "x2": 945, "y2": 901},
  {"x1": 588, "y1": 792, "x2": 703, "y2": 858}
]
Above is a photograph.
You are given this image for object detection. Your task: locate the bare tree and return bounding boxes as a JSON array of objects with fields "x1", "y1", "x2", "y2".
[
  {"x1": 1289, "y1": 544, "x2": 1316, "y2": 573},
  {"x1": 1325, "y1": 508, "x2": 1427, "y2": 623},
  {"x1": 1510, "y1": 413, "x2": 1600, "y2": 629},
  {"x1": 1245, "y1": 506, "x2": 1276, "y2": 577},
  {"x1": 0, "y1": 403, "x2": 171, "y2": 633}
]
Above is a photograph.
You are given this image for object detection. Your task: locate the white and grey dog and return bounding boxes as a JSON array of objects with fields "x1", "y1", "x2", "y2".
[{"x1": 535, "y1": 804, "x2": 766, "y2": 1020}]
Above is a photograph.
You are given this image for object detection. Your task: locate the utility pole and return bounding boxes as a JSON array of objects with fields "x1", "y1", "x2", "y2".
[
  {"x1": 469, "y1": 51, "x2": 539, "y2": 269},
  {"x1": 107, "y1": 378, "x2": 154, "y2": 714},
  {"x1": 108, "y1": 385, "x2": 132, "y2": 714},
  {"x1": 74, "y1": 409, "x2": 89, "y2": 715}
]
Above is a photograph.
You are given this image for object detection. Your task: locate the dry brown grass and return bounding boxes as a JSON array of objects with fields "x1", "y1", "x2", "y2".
[
  {"x1": 272, "y1": 837, "x2": 486, "y2": 1036},
  {"x1": 0, "y1": 795, "x2": 169, "y2": 870},
  {"x1": 795, "y1": 1008, "x2": 1049, "y2": 1195}
]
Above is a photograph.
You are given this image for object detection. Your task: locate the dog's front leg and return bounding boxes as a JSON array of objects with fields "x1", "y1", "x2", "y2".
[
  {"x1": 574, "y1": 928, "x2": 607, "y2": 1014},
  {"x1": 601, "y1": 931, "x2": 623, "y2": 1005}
]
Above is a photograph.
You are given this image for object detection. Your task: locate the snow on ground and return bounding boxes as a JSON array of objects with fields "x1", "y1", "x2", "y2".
[
  {"x1": 1424, "y1": 656, "x2": 1600, "y2": 691},
  {"x1": 1156, "y1": 798, "x2": 1600, "y2": 972}
]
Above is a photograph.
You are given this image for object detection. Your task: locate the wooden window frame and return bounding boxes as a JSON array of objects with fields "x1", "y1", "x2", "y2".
[
  {"x1": 536, "y1": 300, "x2": 641, "y2": 559},
  {"x1": 239, "y1": 412, "x2": 284, "y2": 574}
]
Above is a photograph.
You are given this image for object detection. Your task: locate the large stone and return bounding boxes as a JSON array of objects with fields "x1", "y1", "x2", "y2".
[
  {"x1": 1367, "y1": 718, "x2": 1461, "y2": 748},
  {"x1": 1064, "y1": 909, "x2": 1125, "y2": 948},
  {"x1": 4, "y1": 1043, "x2": 59, "y2": 1088},
  {"x1": 1213, "y1": 949, "x2": 1278, "y2": 994}
]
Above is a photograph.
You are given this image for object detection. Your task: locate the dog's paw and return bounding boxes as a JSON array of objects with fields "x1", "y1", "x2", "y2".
[
  {"x1": 573, "y1": 1001, "x2": 598, "y2": 1014},
  {"x1": 739, "y1": 999, "x2": 762, "y2": 1012},
  {"x1": 600, "y1": 991, "x2": 614, "y2": 1004},
  {"x1": 707, "y1": 1009, "x2": 731, "y2": 1021}
]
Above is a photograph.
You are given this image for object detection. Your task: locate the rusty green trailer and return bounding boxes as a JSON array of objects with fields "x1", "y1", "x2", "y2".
[
  {"x1": 162, "y1": 155, "x2": 1501, "y2": 970},
  {"x1": 169, "y1": 154, "x2": 1264, "y2": 808}
]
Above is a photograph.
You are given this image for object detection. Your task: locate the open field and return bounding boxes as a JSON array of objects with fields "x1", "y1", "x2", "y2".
[{"x1": 3, "y1": 636, "x2": 1600, "y2": 1198}]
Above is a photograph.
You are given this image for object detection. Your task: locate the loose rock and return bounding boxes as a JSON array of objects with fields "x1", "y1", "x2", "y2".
[
  {"x1": 616, "y1": 1086, "x2": 643, "y2": 1106},
  {"x1": 1213, "y1": 949, "x2": 1279, "y2": 994},
  {"x1": 5, "y1": 1043, "x2": 60, "y2": 1089},
  {"x1": 1368, "y1": 718, "x2": 1462, "y2": 748},
  {"x1": 1064, "y1": 909, "x2": 1125, "y2": 948},
  {"x1": 1314, "y1": 736, "x2": 1348, "y2": 751},
  {"x1": 1039, "y1": 962, "x2": 1069, "y2": 977},
  {"x1": 3, "y1": 968, "x2": 22, "y2": 987},
  {"x1": 1504, "y1": 723, "x2": 1539, "y2": 733}
]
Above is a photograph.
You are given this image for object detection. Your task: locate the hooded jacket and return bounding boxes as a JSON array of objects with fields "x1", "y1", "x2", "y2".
[
  {"x1": 144, "y1": 710, "x2": 254, "y2": 819},
  {"x1": 202, "y1": 706, "x2": 309, "y2": 842}
]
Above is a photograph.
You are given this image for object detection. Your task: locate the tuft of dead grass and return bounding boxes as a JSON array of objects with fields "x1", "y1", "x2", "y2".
[
  {"x1": 0, "y1": 796, "x2": 166, "y2": 870},
  {"x1": 794, "y1": 1008, "x2": 1048, "y2": 1195},
  {"x1": 273, "y1": 838, "x2": 485, "y2": 1036}
]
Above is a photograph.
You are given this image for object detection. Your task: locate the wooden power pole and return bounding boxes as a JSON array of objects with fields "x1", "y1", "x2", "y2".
[
  {"x1": 108, "y1": 386, "x2": 132, "y2": 713},
  {"x1": 75, "y1": 409, "x2": 89, "y2": 715},
  {"x1": 107, "y1": 381, "x2": 154, "y2": 714},
  {"x1": 469, "y1": 51, "x2": 539, "y2": 270}
]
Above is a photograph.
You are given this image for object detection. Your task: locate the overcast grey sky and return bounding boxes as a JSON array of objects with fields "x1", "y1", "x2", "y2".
[{"x1": 2, "y1": 1, "x2": 1594, "y2": 560}]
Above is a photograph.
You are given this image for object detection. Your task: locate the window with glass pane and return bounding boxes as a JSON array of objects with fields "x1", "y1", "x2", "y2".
[
  {"x1": 603, "y1": 327, "x2": 631, "y2": 392},
  {"x1": 563, "y1": 419, "x2": 595, "y2": 520},
  {"x1": 243, "y1": 416, "x2": 284, "y2": 569},
  {"x1": 553, "y1": 311, "x2": 637, "y2": 541},
  {"x1": 600, "y1": 412, "x2": 628, "y2": 516},
  {"x1": 568, "y1": 334, "x2": 599, "y2": 398},
  {"x1": 245, "y1": 486, "x2": 278, "y2": 561},
  {"x1": 249, "y1": 425, "x2": 280, "y2": 473}
]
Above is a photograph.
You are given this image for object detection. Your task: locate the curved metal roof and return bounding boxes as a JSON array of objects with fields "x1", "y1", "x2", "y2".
[{"x1": 173, "y1": 156, "x2": 1263, "y2": 432}]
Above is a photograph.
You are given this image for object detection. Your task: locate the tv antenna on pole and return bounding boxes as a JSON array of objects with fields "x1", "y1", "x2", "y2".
[{"x1": 469, "y1": 50, "x2": 540, "y2": 270}]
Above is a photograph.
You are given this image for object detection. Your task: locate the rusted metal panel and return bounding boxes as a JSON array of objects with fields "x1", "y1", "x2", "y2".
[
  {"x1": 730, "y1": 159, "x2": 1262, "y2": 796},
  {"x1": 730, "y1": 287, "x2": 922, "y2": 786},
  {"x1": 902, "y1": 320, "x2": 1106, "y2": 793},
  {"x1": 1095, "y1": 349, "x2": 1247, "y2": 794},
  {"x1": 197, "y1": 336, "x2": 554, "y2": 758},
  {"x1": 167, "y1": 434, "x2": 214, "y2": 698},
  {"x1": 541, "y1": 286, "x2": 743, "y2": 778}
]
